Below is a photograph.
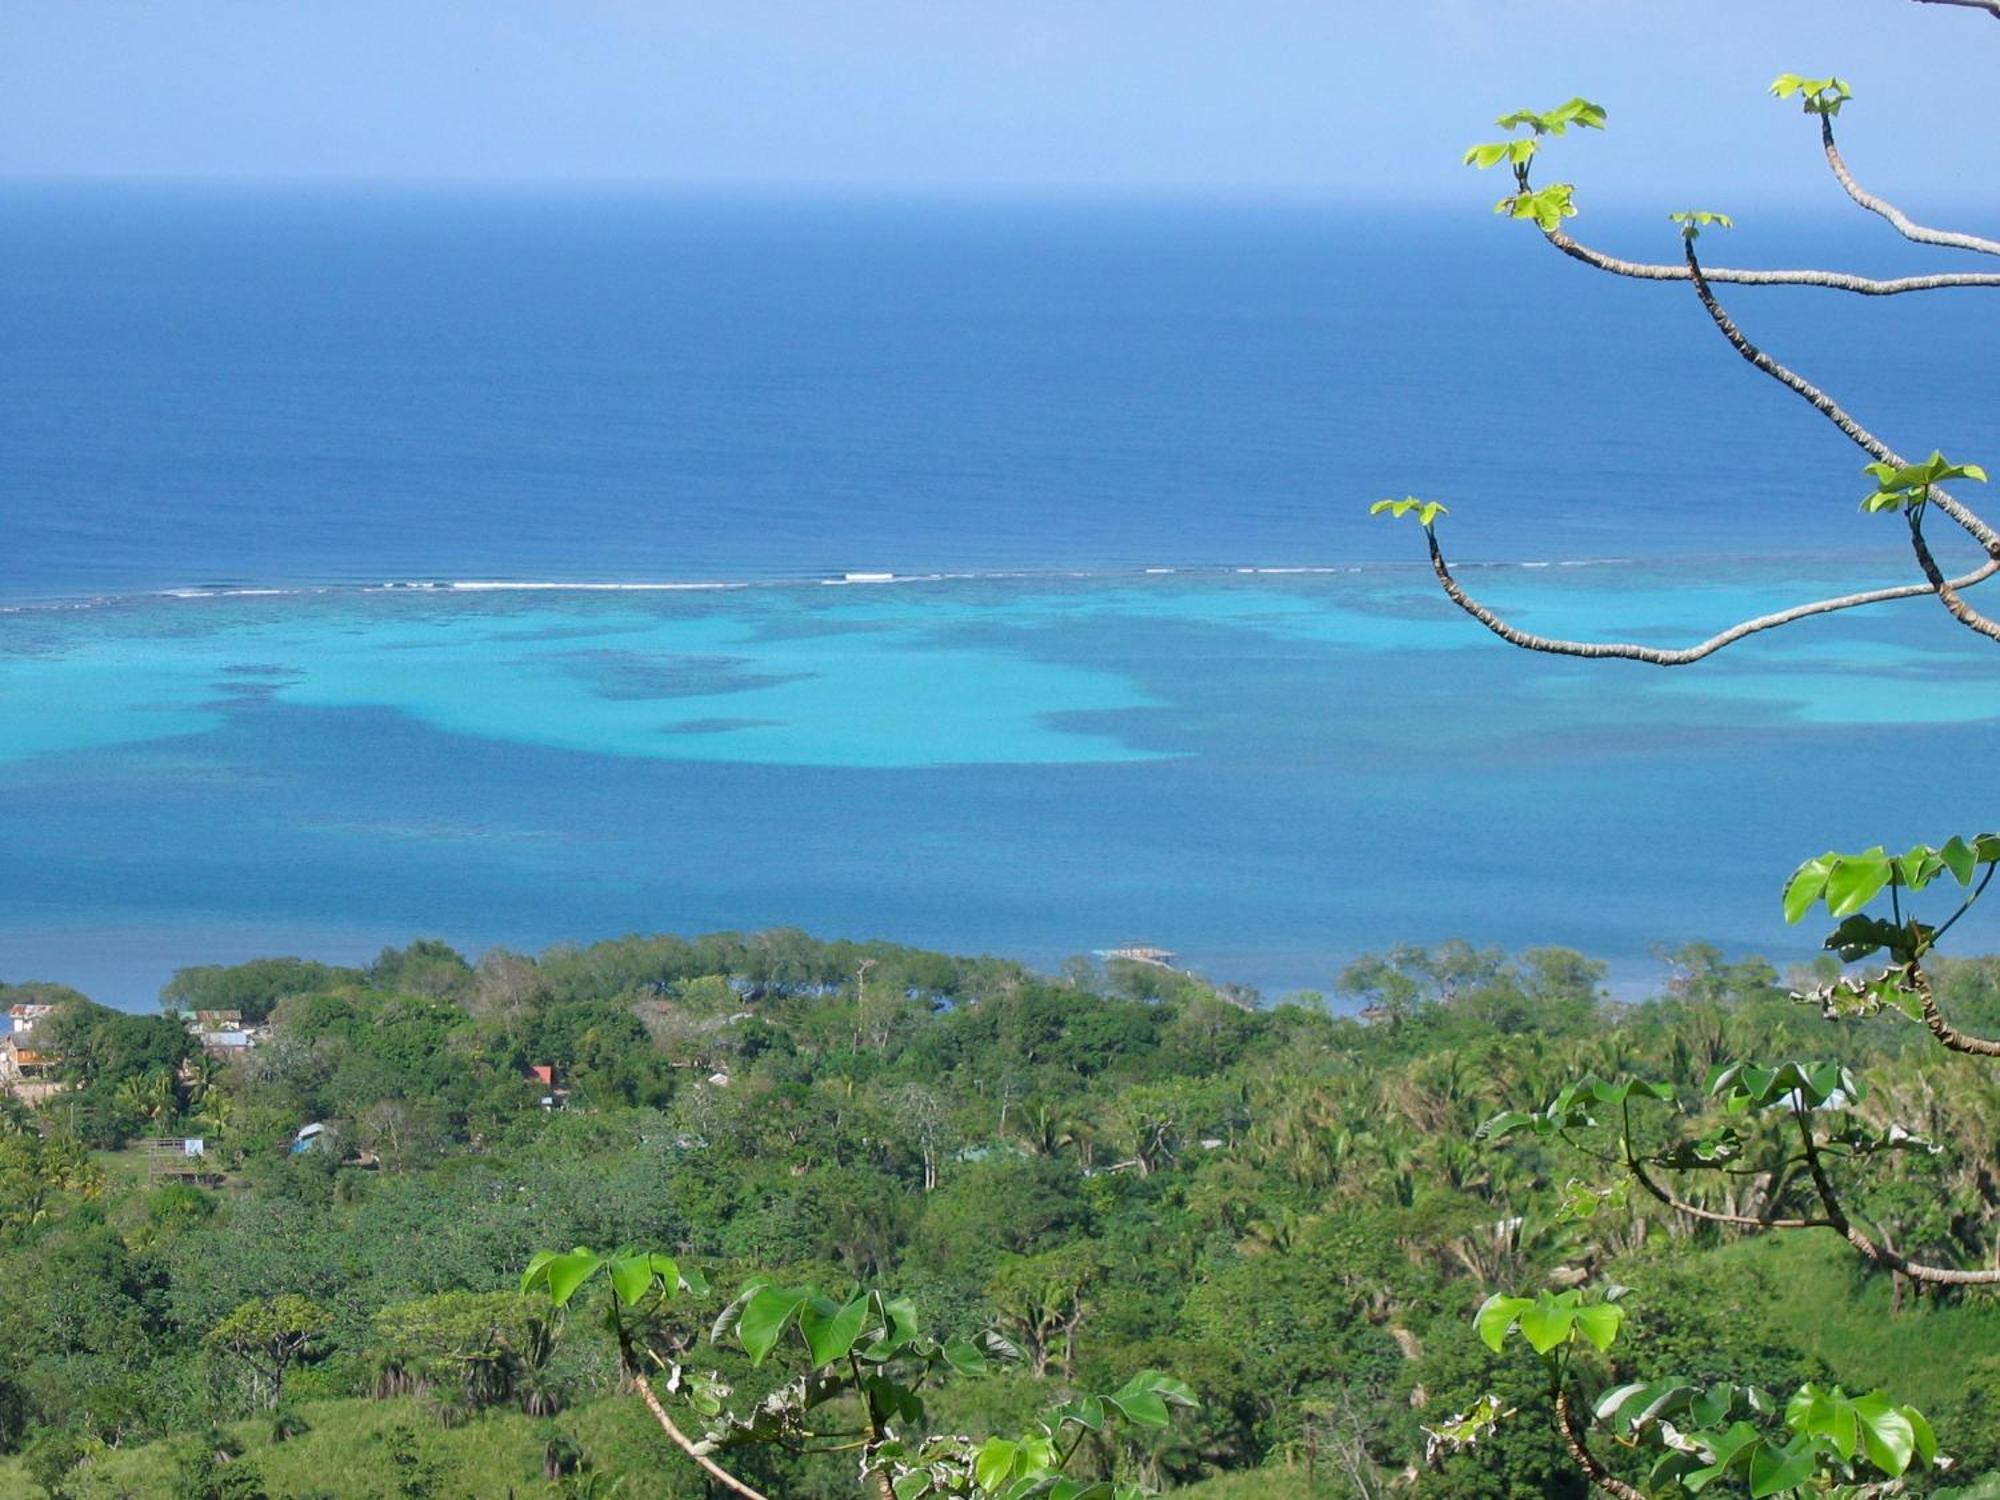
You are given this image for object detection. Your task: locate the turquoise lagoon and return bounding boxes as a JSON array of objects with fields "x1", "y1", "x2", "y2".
[{"x1": 5, "y1": 561, "x2": 1996, "y2": 1004}]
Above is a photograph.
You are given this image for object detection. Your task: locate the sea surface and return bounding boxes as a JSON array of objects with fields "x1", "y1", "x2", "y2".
[{"x1": 2, "y1": 185, "x2": 1995, "y2": 1004}]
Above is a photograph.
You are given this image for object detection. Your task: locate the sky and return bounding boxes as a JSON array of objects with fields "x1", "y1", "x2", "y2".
[{"x1": 0, "y1": 0, "x2": 1993, "y2": 203}]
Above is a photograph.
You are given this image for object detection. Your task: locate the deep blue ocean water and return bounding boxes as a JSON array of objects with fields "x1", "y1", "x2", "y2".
[{"x1": 3, "y1": 185, "x2": 1995, "y2": 1003}]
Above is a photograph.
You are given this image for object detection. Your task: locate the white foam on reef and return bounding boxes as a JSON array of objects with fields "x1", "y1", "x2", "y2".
[
  {"x1": 161, "y1": 588, "x2": 297, "y2": 599},
  {"x1": 426, "y1": 580, "x2": 748, "y2": 592},
  {"x1": 0, "y1": 556, "x2": 1685, "y2": 616}
]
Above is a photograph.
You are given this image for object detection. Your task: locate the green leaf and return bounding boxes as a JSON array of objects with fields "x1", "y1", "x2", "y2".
[
  {"x1": 1106, "y1": 1371, "x2": 1197, "y2": 1429},
  {"x1": 881, "y1": 1294, "x2": 922, "y2": 1348},
  {"x1": 1748, "y1": 1439, "x2": 1816, "y2": 1497},
  {"x1": 608, "y1": 1252, "x2": 680, "y2": 1308},
  {"x1": 737, "y1": 1284, "x2": 808, "y2": 1366},
  {"x1": 1940, "y1": 834, "x2": 1978, "y2": 885},
  {"x1": 1859, "y1": 450, "x2": 1987, "y2": 514},
  {"x1": 1474, "y1": 1294, "x2": 1530, "y2": 1353},
  {"x1": 1371, "y1": 496, "x2": 1449, "y2": 529},
  {"x1": 1821, "y1": 914, "x2": 1904, "y2": 963},
  {"x1": 1105, "y1": 1388, "x2": 1169, "y2": 1428},
  {"x1": 1599, "y1": 1379, "x2": 1695, "y2": 1435},
  {"x1": 1571, "y1": 1302, "x2": 1624, "y2": 1353},
  {"x1": 1690, "y1": 1385, "x2": 1733, "y2": 1429},
  {"x1": 800, "y1": 1294, "x2": 870, "y2": 1367},
  {"x1": 1476, "y1": 1110, "x2": 1537, "y2": 1142},
  {"x1": 1463, "y1": 140, "x2": 1537, "y2": 170},
  {"x1": 941, "y1": 1335, "x2": 988, "y2": 1377},
  {"x1": 1496, "y1": 183, "x2": 1578, "y2": 232},
  {"x1": 1906, "y1": 1405, "x2": 1938, "y2": 1467},
  {"x1": 1783, "y1": 856, "x2": 1834, "y2": 924},
  {"x1": 1853, "y1": 1394, "x2": 1917, "y2": 1476},
  {"x1": 519, "y1": 1250, "x2": 558, "y2": 1295},
  {"x1": 1496, "y1": 98, "x2": 1607, "y2": 136},
  {"x1": 1055, "y1": 1395, "x2": 1106, "y2": 1432},
  {"x1": 1823, "y1": 850, "x2": 1892, "y2": 918},
  {"x1": 1670, "y1": 209, "x2": 1734, "y2": 242},
  {"x1": 975, "y1": 1437, "x2": 1019, "y2": 1491},
  {"x1": 545, "y1": 1249, "x2": 604, "y2": 1308},
  {"x1": 1769, "y1": 73, "x2": 1853, "y2": 116},
  {"x1": 1517, "y1": 1297, "x2": 1574, "y2": 1356}
]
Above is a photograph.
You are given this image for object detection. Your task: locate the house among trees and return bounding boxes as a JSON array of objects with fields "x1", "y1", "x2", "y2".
[
  {"x1": 1101, "y1": 944, "x2": 1176, "y2": 968},
  {"x1": 5, "y1": 1002, "x2": 57, "y2": 1037},
  {"x1": 0, "y1": 1032, "x2": 63, "y2": 1106},
  {"x1": 179, "y1": 1007, "x2": 266, "y2": 1056},
  {"x1": 0, "y1": 1035, "x2": 56, "y2": 1084},
  {"x1": 524, "y1": 1063, "x2": 567, "y2": 1109}
]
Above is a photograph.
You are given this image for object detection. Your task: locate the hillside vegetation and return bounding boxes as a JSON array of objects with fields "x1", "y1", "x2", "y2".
[{"x1": 2, "y1": 931, "x2": 1997, "y2": 1497}]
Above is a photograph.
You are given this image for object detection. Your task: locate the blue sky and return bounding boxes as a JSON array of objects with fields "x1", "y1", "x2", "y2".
[{"x1": 0, "y1": 1, "x2": 1991, "y2": 202}]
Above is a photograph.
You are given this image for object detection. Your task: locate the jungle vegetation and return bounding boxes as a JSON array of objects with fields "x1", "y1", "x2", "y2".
[{"x1": 0, "y1": 927, "x2": 1996, "y2": 1497}]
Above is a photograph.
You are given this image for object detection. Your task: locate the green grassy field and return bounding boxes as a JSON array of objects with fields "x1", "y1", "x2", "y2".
[{"x1": 1711, "y1": 1233, "x2": 2000, "y2": 1412}]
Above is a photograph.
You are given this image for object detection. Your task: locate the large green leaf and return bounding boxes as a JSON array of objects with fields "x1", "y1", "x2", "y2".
[
  {"x1": 974, "y1": 1437, "x2": 1019, "y2": 1491},
  {"x1": 737, "y1": 1284, "x2": 809, "y2": 1366},
  {"x1": 608, "y1": 1252, "x2": 681, "y2": 1308},
  {"x1": 1783, "y1": 856, "x2": 1835, "y2": 924},
  {"x1": 1571, "y1": 1302, "x2": 1624, "y2": 1353},
  {"x1": 545, "y1": 1249, "x2": 604, "y2": 1308},
  {"x1": 1474, "y1": 1294, "x2": 1531, "y2": 1353},
  {"x1": 1748, "y1": 1438, "x2": 1815, "y2": 1498},
  {"x1": 1105, "y1": 1371, "x2": 1197, "y2": 1429},
  {"x1": 1852, "y1": 1395, "x2": 1917, "y2": 1476},
  {"x1": 1823, "y1": 850, "x2": 1892, "y2": 918},
  {"x1": 941, "y1": 1335, "x2": 988, "y2": 1377},
  {"x1": 1516, "y1": 1298, "x2": 1574, "y2": 1355},
  {"x1": 1940, "y1": 834, "x2": 1978, "y2": 885},
  {"x1": 800, "y1": 1294, "x2": 870, "y2": 1367}
]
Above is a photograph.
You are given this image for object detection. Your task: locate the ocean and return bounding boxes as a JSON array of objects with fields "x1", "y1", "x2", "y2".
[{"x1": 3, "y1": 184, "x2": 1995, "y2": 1004}]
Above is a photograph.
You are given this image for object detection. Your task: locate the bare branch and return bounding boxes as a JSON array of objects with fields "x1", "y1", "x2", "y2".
[
  {"x1": 1421, "y1": 528, "x2": 1998, "y2": 667},
  {"x1": 1626, "y1": 1155, "x2": 1829, "y2": 1230},
  {"x1": 1818, "y1": 116, "x2": 2000, "y2": 257},
  {"x1": 1545, "y1": 227, "x2": 2000, "y2": 295},
  {"x1": 1912, "y1": 0, "x2": 2000, "y2": 19},
  {"x1": 1794, "y1": 1108, "x2": 2000, "y2": 1286},
  {"x1": 1617, "y1": 1106, "x2": 2000, "y2": 1286},
  {"x1": 1909, "y1": 960, "x2": 2000, "y2": 1057},
  {"x1": 1553, "y1": 1388, "x2": 1647, "y2": 1500},
  {"x1": 635, "y1": 1376, "x2": 771, "y2": 1500},
  {"x1": 1682, "y1": 240, "x2": 2000, "y2": 557},
  {"x1": 1906, "y1": 510, "x2": 2000, "y2": 643}
]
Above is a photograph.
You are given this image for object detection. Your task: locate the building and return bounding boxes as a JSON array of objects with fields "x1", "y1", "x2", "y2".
[
  {"x1": 1102, "y1": 945, "x2": 1178, "y2": 968},
  {"x1": 5, "y1": 1003, "x2": 57, "y2": 1039}
]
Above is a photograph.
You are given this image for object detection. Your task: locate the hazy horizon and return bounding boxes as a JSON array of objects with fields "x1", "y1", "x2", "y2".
[{"x1": 4, "y1": 0, "x2": 1995, "y2": 207}]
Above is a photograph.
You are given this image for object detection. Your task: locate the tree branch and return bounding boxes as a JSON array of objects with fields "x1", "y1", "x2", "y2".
[
  {"x1": 1420, "y1": 527, "x2": 1998, "y2": 666},
  {"x1": 634, "y1": 1376, "x2": 771, "y2": 1500},
  {"x1": 1626, "y1": 1155, "x2": 1829, "y2": 1231},
  {"x1": 1793, "y1": 1106, "x2": 2000, "y2": 1286},
  {"x1": 1553, "y1": 1388, "x2": 1646, "y2": 1500},
  {"x1": 1908, "y1": 960, "x2": 2000, "y2": 1057},
  {"x1": 1906, "y1": 509, "x2": 2000, "y2": 643},
  {"x1": 1682, "y1": 240, "x2": 2000, "y2": 557},
  {"x1": 1610, "y1": 1106, "x2": 2000, "y2": 1287},
  {"x1": 1544, "y1": 227, "x2": 2000, "y2": 294},
  {"x1": 1817, "y1": 116, "x2": 2000, "y2": 257},
  {"x1": 1911, "y1": 0, "x2": 2000, "y2": 19}
]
